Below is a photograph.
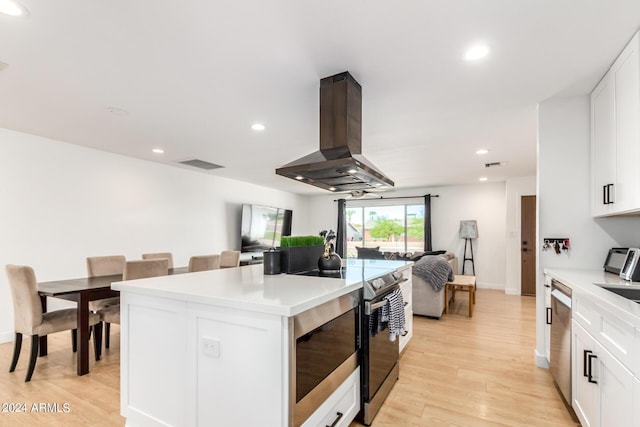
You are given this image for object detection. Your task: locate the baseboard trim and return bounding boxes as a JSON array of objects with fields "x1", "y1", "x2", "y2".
[
  {"x1": 476, "y1": 282, "x2": 504, "y2": 291},
  {"x1": 505, "y1": 288, "x2": 521, "y2": 296},
  {"x1": 0, "y1": 331, "x2": 15, "y2": 344},
  {"x1": 535, "y1": 350, "x2": 549, "y2": 368}
]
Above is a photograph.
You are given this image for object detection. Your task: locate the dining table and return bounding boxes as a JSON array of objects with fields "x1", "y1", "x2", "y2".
[{"x1": 37, "y1": 267, "x2": 189, "y2": 375}]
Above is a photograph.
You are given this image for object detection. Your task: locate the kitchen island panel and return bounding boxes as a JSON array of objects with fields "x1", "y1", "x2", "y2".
[
  {"x1": 188, "y1": 302, "x2": 289, "y2": 427},
  {"x1": 121, "y1": 293, "x2": 188, "y2": 427}
]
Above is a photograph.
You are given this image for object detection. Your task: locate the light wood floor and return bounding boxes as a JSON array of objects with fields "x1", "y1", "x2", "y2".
[
  {"x1": 353, "y1": 290, "x2": 580, "y2": 427},
  {"x1": 0, "y1": 290, "x2": 579, "y2": 426}
]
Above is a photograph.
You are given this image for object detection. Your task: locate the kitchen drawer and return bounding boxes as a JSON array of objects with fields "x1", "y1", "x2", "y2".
[
  {"x1": 593, "y1": 300, "x2": 638, "y2": 376},
  {"x1": 399, "y1": 268, "x2": 412, "y2": 308},
  {"x1": 573, "y1": 291, "x2": 600, "y2": 337},
  {"x1": 301, "y1": 367, "x2": 360, "y2": 427},
  {"x1": 400, "y1": 307, "x2": 413, "y2": 354}
]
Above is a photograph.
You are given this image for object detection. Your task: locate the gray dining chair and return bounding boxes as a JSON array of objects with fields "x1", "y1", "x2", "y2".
[
  {"x1": 5, "y1": 265, "x2": 102, "y2": 382},
  {"x1": 86, "y1": 255, "x2": 125, "y2": 351},
  {"x1": 142, "y1": 252, "x2": 174, "y2": 269},
  {"x1": 99, "y1": 259, "x2": 169, "y2": 346},
  {"x1": 220, "y1": 250, "x2": 241, "y2": 268},
  {"x1": 188, "y1": 255, "x2": 221, "y2": 272}
]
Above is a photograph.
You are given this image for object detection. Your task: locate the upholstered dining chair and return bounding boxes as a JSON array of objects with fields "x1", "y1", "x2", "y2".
[
  {"x1": 100, "y1": 259, "x2": 169, "y2": 350},
  {"x1": 141, "y1": 252, "x2": 174, "y2": 269},
  {"x1": 86, "y1": 255, "x2": 124, "y2": 352},
  {"x1": 188, "y1": 255, "x2": 221, "y2": 272},
  {"x1": 5, "y1": 265, "x2": 102, "y2": 382},
  {"x1": 219, "y1": 250, "x2": 241, "y2": 268}
]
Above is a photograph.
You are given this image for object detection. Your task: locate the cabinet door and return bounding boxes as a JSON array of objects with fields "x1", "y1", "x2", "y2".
[
  {"x1": 399, "y1": 266, "x2": 413, "y2": 353},
  {"x1": 613, "y1": 32, "x2": 640, "y2": 213},
  {"x1": 544, "y1": 279, "x2": 551, "y2": 363},
  {"x1": 591, "y1": 73, "x2": 616, "y2": 217},
  {"x1": 594, "y1": 339, "x2": 635, "y2": 427},
  {"x1": 572, "y1": 320, "x2": 599, "y2": 427}
]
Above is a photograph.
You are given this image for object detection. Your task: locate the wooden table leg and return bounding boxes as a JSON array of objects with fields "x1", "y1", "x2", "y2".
[
  {"x1": 77, "y1": 292, "x2": 90, "y2": 375},
  {"x1": 39, "y1": 295, "x2": 48, "y2": 356},
  {"x1": 469, "y1": 286, "x2": 474, "y2": 317},
  {"x1": 444, "y1": 284, "x2": 450, "y2": 314}
]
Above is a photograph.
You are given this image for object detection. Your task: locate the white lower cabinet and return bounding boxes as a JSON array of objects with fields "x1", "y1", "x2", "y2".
[
  {"x1": 301, "y1": 367, "x2": 360, "y2": 427},
  {"x1": 398, "y1": 266, "x2": 413, "y2": 354},
  {"x1": 572, "y1": 320, "x2": 635, "y2": 427}
]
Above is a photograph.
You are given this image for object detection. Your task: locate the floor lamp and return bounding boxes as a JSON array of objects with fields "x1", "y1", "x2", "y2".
[{"x1": 459, "y1": 220, "x2": 478, "y2": 275}]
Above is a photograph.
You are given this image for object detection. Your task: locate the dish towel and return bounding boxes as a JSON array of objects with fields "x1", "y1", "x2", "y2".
[{"x1": 379, "y1": 288, "x2": 406, "y2": 342}]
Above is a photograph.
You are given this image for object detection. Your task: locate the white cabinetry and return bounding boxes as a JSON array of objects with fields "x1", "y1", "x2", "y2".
[
  {"x1": 591, "y1": 31, "x2": 640, "y2": 217},
  {"x1": 301, "y1": 367, "x2": 360, "y2": 427},
  {"x1": 544, "y1": 278, "x2": 551, "y2": 364},
  {"x1": 398, "y1": 265, "x2": 413, "y2": 354},
  {"x1": 571, "y1": 290, "x2": 638, "y2": 427}
]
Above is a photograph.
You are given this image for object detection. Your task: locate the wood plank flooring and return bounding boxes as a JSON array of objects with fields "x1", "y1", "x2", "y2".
[
  {"x1": 0, "y1": 290, "x2": 579, "y2": 426},
  {"x1": 353, "y1": 290, "x2": 580, "y2": 427}
]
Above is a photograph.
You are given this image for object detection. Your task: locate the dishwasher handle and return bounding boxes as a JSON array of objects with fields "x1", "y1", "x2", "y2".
[{"x1": 551, "y1": 289, "x2": 572, "y2": 309}]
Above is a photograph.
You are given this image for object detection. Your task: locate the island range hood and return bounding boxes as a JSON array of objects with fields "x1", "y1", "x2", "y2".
[{"x1": 276, "y1": 71, "x2": 394, "y2": 192}]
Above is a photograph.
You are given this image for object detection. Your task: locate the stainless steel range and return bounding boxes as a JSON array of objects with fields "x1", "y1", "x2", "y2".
[
  {"x1": 291, "y1": 263, "x2": 406, "y2": 426},
  {"x1": 360, "y1": 269, "x2": 406, "y2": 425}
]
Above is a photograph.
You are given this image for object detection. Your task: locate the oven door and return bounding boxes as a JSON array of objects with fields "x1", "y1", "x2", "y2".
[{"x1": 363, "y1": 296, "x2": 399, "y2": 400}]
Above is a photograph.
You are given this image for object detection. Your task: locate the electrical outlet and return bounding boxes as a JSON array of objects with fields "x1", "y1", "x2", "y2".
[{"x1": 202, "y1": 337, "x2": 220, "y2": 358}]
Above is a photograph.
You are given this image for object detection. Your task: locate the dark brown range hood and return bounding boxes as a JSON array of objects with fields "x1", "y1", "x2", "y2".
[{"x1": 276, "y1": 71, "x2": 394, "y2": 192}]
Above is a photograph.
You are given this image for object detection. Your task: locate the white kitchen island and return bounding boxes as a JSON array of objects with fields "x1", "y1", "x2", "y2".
[{"x1": 112, "y1": 260, "x2": 410, "y2": 427}]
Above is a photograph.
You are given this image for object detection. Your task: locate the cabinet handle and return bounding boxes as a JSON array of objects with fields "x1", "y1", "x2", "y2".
[
  {"x1": 603, "y1": 185, "x2": 608, "y2": 205},
  {"x1": 583, "y1": 350, "x2": 592, "y2": 377},
  {"x1": 326, "y1": 411, "x2": 343, "y2": 427},
  {"x1": 587, "y1": 353, "x2": 598, "y2": 384},
  {"x1": 608, "y1": 184, "x2": 614, "y2": 204},
  {"x1": 546, "y1": 307, "x2": 552, "y2": 325},
  {"x1": 401, "y1": 330, "x2": 409, "y2": 336}
]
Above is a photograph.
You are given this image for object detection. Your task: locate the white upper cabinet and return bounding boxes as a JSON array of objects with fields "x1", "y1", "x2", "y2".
[{"x1": 591, "y1": 31, "x2": 640, "y2": 217}]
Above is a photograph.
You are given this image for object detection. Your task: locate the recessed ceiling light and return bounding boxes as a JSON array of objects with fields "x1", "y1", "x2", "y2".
[
  {"x1": 329, "y1": 187, "x2": 336, "y2": 191},
  {"x1": 251, "y1": 123, "x2": 265, "y2": 131},
  {"x1": 295, "y1": 175, "x2": 304, "y2": 180},
  {"x1": 347, "y1": 169, "x2": 357, "y2": 174},
  {"x1": 479, "y1": 177, "x2": 488, "y2": 182},
  {"x1": 106, "y1": 107, "x2": 129, "y2": 116},
  {"x1": 476, "y1": 149, "x2": 489, "y2": 155},
  {"x1": 464, "y1": 44, "x2": 490, "y2": 61},
  {"x1": 152, "y1": 148, "x2": 164, "y2": 154},
  {"x1": 0, "y1": 0, "x2": 28, "y2": 17}
]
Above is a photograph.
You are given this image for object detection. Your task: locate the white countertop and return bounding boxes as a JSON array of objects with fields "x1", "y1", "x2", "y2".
[
  {"x1": 544, "y1": 268, "x2": 640, "y2": 327},
  {"x1": 112, "y1": 260, "x2": 412, "y2": 317}
]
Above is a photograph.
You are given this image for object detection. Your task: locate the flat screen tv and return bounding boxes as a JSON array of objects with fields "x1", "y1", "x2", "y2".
[{"x1": 240, "y1": 204, "x2": 292, "y2": 253}]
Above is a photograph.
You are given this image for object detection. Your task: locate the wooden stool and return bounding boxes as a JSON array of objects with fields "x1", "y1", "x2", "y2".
[{"x1": 445, "y1": 275, "x2": 476, "y2": 317}]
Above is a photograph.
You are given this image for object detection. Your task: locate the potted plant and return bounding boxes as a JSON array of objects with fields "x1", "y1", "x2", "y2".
[{"x1": 278, "y1": 235, "x2": 325, "y2": 273}]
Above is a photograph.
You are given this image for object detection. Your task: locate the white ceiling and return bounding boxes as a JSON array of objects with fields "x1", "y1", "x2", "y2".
[{"x1": 1, "y1": 1, "x2": 640, "y2": 195}]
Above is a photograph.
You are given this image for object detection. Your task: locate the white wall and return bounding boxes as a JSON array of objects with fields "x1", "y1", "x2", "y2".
[
  {"x1": 505, "y1": 176, "x2": 537, "y2": 295},
  {"x1": 536, "y1": 96, "x2": 640, "y2": 366},
  {"x1": 0, "y1": 129, "x2": 310, "y2": 342},
  {"x1": 305, "y1": 183, "x2": 508, "y2": 290}
]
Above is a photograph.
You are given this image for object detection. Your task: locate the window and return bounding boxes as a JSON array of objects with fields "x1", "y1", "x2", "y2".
[{"x1": 345, "y1": 203, "x2": 425, "y2": 258}]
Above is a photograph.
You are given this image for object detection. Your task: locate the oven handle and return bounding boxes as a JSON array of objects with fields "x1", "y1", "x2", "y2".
[{"x1": 365, "y1": 300, "x2": 388, "y2": 315}]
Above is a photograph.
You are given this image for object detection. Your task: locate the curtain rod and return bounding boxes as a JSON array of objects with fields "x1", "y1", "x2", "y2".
[{"x1": 333, "y1": 194, "x2": 439, "y2": 202}]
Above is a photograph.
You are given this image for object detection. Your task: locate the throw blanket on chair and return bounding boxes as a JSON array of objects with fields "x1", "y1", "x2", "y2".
[{"x1": 413, "y1": 255, "x2": 455, "y2": 292}]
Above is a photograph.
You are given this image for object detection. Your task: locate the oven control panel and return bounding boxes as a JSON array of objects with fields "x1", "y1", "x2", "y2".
[{"x1": 370, "y1": 277, "x2": 386, "y2": 290}]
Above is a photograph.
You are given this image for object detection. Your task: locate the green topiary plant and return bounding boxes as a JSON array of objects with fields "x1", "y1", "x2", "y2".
[{"x1": 280, "y1": 235, "x2": 324, "y2": 247}]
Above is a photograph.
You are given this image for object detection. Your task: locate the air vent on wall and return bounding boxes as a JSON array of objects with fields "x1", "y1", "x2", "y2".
[
  {"x1": 179, "y1": 159, "x2": 224, "y2": 170},
  {"x1": 485, "y1": 161, "x2": 507, "y2": 168}
]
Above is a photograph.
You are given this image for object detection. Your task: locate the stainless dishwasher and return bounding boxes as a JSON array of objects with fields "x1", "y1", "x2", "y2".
[{"x1": 549, "y1": 279, "x2": 572, "y2": 405}]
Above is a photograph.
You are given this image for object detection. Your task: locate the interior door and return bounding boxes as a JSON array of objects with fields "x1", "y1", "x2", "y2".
[{"x1": 521, "y1": 195, "x2": 536, "y2": 296}]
